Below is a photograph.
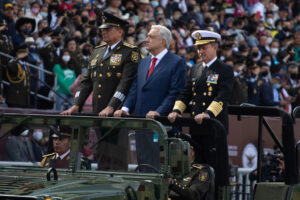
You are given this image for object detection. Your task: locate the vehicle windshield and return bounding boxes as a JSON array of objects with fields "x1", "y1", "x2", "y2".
[{"x1": 0, "y1": 114, "x2": 166, "y2": 174}]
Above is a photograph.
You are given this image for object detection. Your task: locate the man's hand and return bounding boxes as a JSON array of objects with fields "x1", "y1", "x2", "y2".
[
  {"x1": 114, "y1": 109, "x2": 129, "y2": 117},
  {"x1": 61, "y1": 105, "x2": 79, "y2": 115},
  {"x1": 146, "y1": 111, "x2": 160, "y2": 119},
  {"x1": 168, "y1": 112, "x2": 181, "y2": 123},
  {"x1": 194, "y1": 113, "x2": 210, "y2": 124},
  {"x1": 99, "y1": 106, "x2": 114, "y2": 117}
]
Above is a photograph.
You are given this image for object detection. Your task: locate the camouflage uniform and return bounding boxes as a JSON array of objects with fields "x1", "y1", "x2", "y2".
[
  {"x1": 74, "y1": 41, "x2": 140, "y2": 113},
  {"x1": 169, "y1": 164, "x2": 214, "y2": 200}
]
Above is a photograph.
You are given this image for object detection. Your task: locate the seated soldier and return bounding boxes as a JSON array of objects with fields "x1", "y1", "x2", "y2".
[
  {"x1": 40, "y1": 126, "x2": 71, "y2": 168},
  {"x1": 169, "y1": 134, "x2": 215, "y2": 200}
]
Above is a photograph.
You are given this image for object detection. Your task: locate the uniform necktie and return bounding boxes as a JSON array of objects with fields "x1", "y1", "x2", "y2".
[{"x1": 147, "y1": 57, "x2": 157, "y2": 78}]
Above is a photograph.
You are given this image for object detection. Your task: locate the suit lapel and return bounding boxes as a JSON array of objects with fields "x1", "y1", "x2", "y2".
[
  {"x1": 143, "y1": 51, "x2": 170, "y2": 87},
  {"x1": 140, "y1": 56, "x2": 152, "y2": 87},
  {"x1": 195, "y1": 59, "x2": 218, "y2": 86}
]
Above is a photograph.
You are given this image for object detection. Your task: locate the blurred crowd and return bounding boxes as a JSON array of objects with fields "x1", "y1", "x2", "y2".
[{"x1": 0, "y1": 0, "x2": 300, "y2": 112}]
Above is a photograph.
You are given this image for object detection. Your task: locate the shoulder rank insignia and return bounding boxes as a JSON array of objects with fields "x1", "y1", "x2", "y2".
[
  {"x1": 206, "y1": 74, "x2": 219, "y2": 84},
  {"x1": 131, "y1": 51, "x2": 139, "y2": 63},
  {"x1": 95, "y1": 44, "x2": 106, "y2": 49},
  {"x1": 110, "y1": 54, "x2": 122, "y2": 65},
  {"x1": 123, "y1": 42, "x2": 136, "y2": 48}
]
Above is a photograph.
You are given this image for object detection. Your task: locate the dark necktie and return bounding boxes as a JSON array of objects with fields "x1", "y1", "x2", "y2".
[{"x1": 147, "y1": 57, "x2": 157, "y2": 78}]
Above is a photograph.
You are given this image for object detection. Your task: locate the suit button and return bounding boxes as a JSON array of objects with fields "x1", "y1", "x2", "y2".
[
  {"x1": 193, "y1": 82, "x2": 195, "y2": 85},
  {"x1": 100, "y1": 63, "x2": 103, "y2": 67},
  {"x1": 193, "y1": 92, "x2": 196, "y2": 96},
  {"x1": 192, "y1": 111, "x2": 195, "y2": 115},
  {"x1": 98, "y1": 95, "x2": 101, "y2": 99},
  {"x1": 202, "y1": 102, "x2": 206, "y2": 106},
  {"x1": 192, "y1": 102, "x2": 196, "y2": 105},
  {"x1": 203, "y1": 92, "x2": 207, "y2": 96},
  {"x1": 98, "y1": 84, "x2": 102, "y2": 88},
  {"x1": 107, "y1": 72, "x2": 111, "y2": 77},
  {"x1": 99, "y1": 73, "x2": 103, "y2": 77},
  {"x1": 16, "y1": 90, "x2": 19, "y2": 94},
  {"x1": 192, "y1": 87, "x2": 194, "y2": 91},
  {"x1": 207, "y1": 83, "x2": 210, "y2": 86}
]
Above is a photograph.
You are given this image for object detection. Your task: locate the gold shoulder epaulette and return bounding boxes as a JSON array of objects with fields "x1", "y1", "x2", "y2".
[
  {"x1": 42, "y1": 152, "x2": 56, "y2": 158},
  {"x1": 95, "y1": 44, "x2": 106, "y2": 49},
  {"x1": 123, "y1": 42, "x2": 136, "y2": 48},
  {"x1": 192, "y1": 164, "x2": 205, "y2": 170}
]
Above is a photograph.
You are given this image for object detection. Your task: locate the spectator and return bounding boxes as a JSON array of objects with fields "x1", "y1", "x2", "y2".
[
  {"x1": 53, "y1": 49, "x2": 76, "y2": 111},
  {"x1": 25, "y1": 1, "x2": 42, "y2": 33},
  {"x1": 13, "y1": 17, "x2": 36, "y2": 49}
]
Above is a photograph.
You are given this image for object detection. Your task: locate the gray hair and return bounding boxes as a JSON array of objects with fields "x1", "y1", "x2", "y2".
[{"x1": 151, "y1": 25, "x2": 172, "y2": 49}]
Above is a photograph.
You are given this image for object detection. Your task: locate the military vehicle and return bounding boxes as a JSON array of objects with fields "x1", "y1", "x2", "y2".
[
  {"x1": 0, "y1": 105, "x2": 299, "y2": 200},
  {"x1": 0, "y1": 113, "x2": 227, "y2": 200}
]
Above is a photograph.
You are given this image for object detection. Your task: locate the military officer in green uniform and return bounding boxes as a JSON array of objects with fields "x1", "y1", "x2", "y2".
[
  {"x1": 40, "y1": 125, "x2": 91, "y2": 169},
  {"x1": 62, "y1": 12, "x2": 140, "y2": 116},
  {"x1": 40, "y1": 126, "x2": 72, "y2": 168},
  {"x1": 169, "y1": 136, "x2": 215, "y2": 200},
  {"x1": 5, "y1": 44, "x2": 31, "y2": 108}
]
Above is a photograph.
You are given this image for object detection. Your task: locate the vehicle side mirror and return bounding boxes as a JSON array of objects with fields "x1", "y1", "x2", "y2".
[{"x1": 169, "y1": 139, "x2": 191, "y2": 179}]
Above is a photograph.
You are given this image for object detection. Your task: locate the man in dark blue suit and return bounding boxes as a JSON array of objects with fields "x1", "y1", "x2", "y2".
[{"x1": 114, "y1": 25, "x2": 186, "y2": 171}]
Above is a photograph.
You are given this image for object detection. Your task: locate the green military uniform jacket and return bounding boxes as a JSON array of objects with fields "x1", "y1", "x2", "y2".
[
  {"x1": 40, "y1": 152, "x2": 91, "y2": 169},
  {"x1": 74, "y1": 41, "x2": 140, "y2": 113},
  {"x1": 6, "y1": 58, "x2": 30, "y2": 107},
  {"x1": 169, "y1": 164, "x2": 213, "y2": 200}
]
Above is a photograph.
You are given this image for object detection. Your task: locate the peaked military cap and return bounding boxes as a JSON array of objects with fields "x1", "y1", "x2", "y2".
[
  {"x1": 50, "y1": 125, "x2": 72, "y2": 139},
  {"x1": 99, "y1": 12, "x2": 129, "y2": 30},
  {"x1": 191, "y1": 30, "x2": 221, "y2": 46}
]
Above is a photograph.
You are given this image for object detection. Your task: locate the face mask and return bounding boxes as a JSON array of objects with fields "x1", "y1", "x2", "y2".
[
  {"x1": 204, "y1": 17, "x2": 211, "y2": 24},
  {"x1": 179, "y1": 28, "x2": 185, "y2": 37},
  {"x1": 271, "y1": 48, "x2": 279, "y2": 55},
  {"x1": 22, "y1": 28, "x2": 31, "y2": 35},
  {"x1": 21, "y1": 130, "x2": 29, "y2": 136},
  {"x1": 258, "y1": 27, "x2": 264, "y2": 32},
  {"x1": 83, "y1": 0, "x2": 89, "y2": 3},
  {"x1": 273, "y1": 83, "x2": 281, "y2": 89},
  {"x1": 141, "y1": 46, "x2": 148, "y2": 55},
  {"x1": 66, "y1": 0, "x2": 72, "y2": 4},
  {"x1": 267, "y1": 18, "x2": 274, "y2": 26},
  {"x1": 29, "y1": 45, "x2": 37, "y2": 52},
  {"x1": 261, "y1": 70, "x2": 268, "y2": 77},
  {"x1": 81, "y1": 16, "x2": 88, "y2": 23},
  {"x1": 33, "y1": 131, "x2": 43, "y2": 142},
  {"x1": 82, "y1": 67, "x2": 87, "y2": 74},
  {"x1": 265, "y1": 61, "x2": 271, "y2": 66},
  {"x1": 267, "y1": 37, "x2": 272, "y2": 44},
  {"x1": 31, "y1": 8, "x2": 40, "y2": 14},
  {"x1": 40, "y1": 11, "x2": 48, "y2": 18},
  {"x1": 151, "y1": 1, "x2": 159, "y2": 8},
  {"x1": 44, "y1": 36, "x2": 51, "y2": 42},
  {"x1": 62, "y1": 55, "x2": 71, "y2": 63},
  {"x1": 290, "y1": 73, "x2": 298, "y2": 79}
]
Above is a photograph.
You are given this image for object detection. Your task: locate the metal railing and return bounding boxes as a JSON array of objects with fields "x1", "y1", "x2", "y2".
[{"x1": 0, "y1": 51, "x2": 73, "y2": 109}]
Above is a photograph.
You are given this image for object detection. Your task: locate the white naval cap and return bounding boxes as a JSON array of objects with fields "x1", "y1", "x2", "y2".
[{"x1": 191, "y1": 30, "x2": 221, "y2": 46}]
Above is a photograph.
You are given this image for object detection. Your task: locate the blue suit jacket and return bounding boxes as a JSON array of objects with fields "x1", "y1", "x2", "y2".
[{"x1": 123, "y1": 51, "x2": 186, "y2": 116}]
